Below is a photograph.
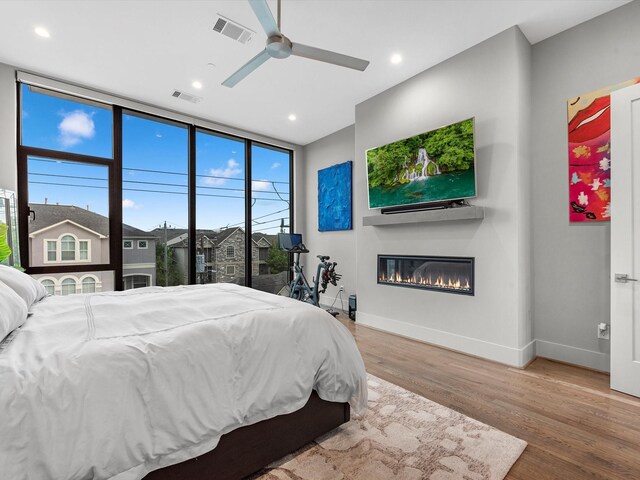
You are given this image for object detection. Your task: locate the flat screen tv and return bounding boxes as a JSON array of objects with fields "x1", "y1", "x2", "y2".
[{"x1": 366, "y1": 117, "x2": 476, "y2": 210}]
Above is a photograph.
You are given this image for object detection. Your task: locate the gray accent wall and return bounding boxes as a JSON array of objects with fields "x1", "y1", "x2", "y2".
[
  {"x1": 352, "y1": 27, "x2": 533, "y2": 366},
  {"x1": 530, "y1": 0, "x2": 640, "y2": 371},
  {"x1": 299, "y1": 125, "x2": 356, "y2": 309}
]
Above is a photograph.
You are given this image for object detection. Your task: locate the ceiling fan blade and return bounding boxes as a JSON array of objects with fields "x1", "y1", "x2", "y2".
[
  {"x1": 222, "y1": 49, "x2": 271, "y2": 88},
  {"x1": 248, "y1": 0, "x2": 280, "y2": 37},
  {"x1": 291, "y1": 43, "x2": 369, "y2": 71}
]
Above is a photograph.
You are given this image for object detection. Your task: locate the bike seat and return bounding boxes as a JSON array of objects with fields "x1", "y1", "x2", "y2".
[{"x1": 317, "y1": 255, "x2": 330, "y2": 261}]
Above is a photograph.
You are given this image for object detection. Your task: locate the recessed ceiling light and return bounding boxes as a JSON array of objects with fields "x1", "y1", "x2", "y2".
[
  {"x1": 192, "y1": 80, "x2": 203, "y2": 89},
  {"x1": 390, "y1": 53, "x2": 402, "y2": 64},
  {"x1": 34, "y1": 26, "x2": 50, "y2": 38},
  {"x1": 288, "y1": 114, "x2": 297, "y2": 121}
]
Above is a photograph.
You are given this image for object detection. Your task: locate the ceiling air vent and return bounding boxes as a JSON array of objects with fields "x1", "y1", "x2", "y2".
[
  {"x1": 171, "y1": 90, "x2": 202, "y2": 104},
  {"x1": 213, "y1": 14, "x2": 255, "y2": 44}
]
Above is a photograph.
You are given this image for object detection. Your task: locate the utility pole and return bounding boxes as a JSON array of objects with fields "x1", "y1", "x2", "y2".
[
  {"x1": 164, "y1": 221, "x2": 168, "y2": 286},
  {"x1": 200, "y1": 234, "x2": 204, "y2": 284}
]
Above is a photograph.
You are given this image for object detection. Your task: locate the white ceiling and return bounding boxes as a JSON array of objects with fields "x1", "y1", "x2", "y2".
[{"x1": 0, "y1": 0, "x2": 631, "y2": 146}]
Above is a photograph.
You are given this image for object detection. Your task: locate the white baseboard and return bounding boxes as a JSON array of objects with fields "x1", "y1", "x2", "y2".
[
  {"x1": 357, "y1": 312, "x2": 536, "y2": 368},
  {"x1": 535, "y1": 339, "x2": 610, "y2": 372}
]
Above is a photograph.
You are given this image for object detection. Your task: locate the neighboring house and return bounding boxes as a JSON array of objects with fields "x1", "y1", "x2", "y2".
[
  {"x1": 152, "y1": 228, "x2": 218, "y2": 285},
  {"x1": 252, "y1": 233, "x2": 272, "y2": 276},
  {"x1": 211, "y1": 227, "x2": 245, "y2": 284},
  {"x1": 28, "y1": 203, "x2": 156, "y2": 294},
  {"x1": 121, "y1": 225, "x2": 157, "y2": 290},
  {"x1": 152, "y1": 227, "x2": 277, "y2": 289}
]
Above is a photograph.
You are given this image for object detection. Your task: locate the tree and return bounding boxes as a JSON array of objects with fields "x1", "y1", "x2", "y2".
[
  {"x1": 423, "y1": 118, "x2": 474, "y2": 172},
  {"x1": 366, "y1": 118, "x2": 475, "y2": 187},
  {"x1": 156, "y1": 243, "x2": 183, "y2": 286},
  {"x1": 266, "y1": 244, "x2": 289, "y2": 273}
]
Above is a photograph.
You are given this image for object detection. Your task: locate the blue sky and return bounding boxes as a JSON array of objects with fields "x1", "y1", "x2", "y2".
[{"x1": 21, "y1": 84, "x2": 290, "y2": 234}]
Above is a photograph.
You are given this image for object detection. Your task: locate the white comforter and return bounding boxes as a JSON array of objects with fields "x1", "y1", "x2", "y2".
[{"x1": 0, "y1": 283, "x2": 367, "y2": 480}]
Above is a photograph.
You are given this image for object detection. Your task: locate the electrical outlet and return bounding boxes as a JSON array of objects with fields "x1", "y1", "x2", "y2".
[
  {"x1": 597, "y1": 323, "x2": 610, "y2": 340},
  {"x1": 339, "y1": 285, "x2": 344, "y2": 292}
]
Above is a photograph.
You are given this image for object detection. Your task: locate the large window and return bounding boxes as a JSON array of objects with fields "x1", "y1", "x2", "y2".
[
  {"x1": 20, "y1": 84, "x2": 113, "y2": 158},
  {"x1": 122, "y1": 111, "x2": 188, "y2": 287},
  {"x1": 196, "y1": 131, "x2": 246, "y2": 286},
  {"x1": 251, "y1": 144, "x2": 292, "y2": 294},
  {"x1": 18, "y1": 82, "x2": 293, "y2": 293},
  {"x1": 19, "y1": 84, "x2": 115, "y2": 295}
]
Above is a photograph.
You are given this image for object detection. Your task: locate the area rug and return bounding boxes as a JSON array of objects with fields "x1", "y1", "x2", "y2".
[{"x1": 254, "y1": 374, "x2": 526, "y2": 480}]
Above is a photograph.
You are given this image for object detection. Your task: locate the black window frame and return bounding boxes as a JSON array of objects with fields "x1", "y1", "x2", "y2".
[
  {"x1": 16, "y1": 82, "x2": 294, "y2": 291},
  {"x1": 17, "y1": 84, "x2": 122, "y2": 287}
]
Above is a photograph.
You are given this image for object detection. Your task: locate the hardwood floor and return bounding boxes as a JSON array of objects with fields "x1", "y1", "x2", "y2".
[{"x1": 336, "y1": 315, "x2": 640, "y2": 479}]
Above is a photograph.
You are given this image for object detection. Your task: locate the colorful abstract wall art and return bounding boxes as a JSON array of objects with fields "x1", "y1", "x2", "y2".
[
  {"x1": 318, "y1": 161, "x2": 352, "y2": 231},
  {"x1": 568, "y1": 77, "x2": 640, "y2": 222}
]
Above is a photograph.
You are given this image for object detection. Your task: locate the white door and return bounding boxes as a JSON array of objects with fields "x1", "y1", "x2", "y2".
[{"x1": 611, "y1": 82, "x2": 640, "y2": 397}]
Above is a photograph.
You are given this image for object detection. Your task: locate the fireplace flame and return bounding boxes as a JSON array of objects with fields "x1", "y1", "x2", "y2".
[{"x1": 379, "y1": 271, "x2": 471, "y2": 291}]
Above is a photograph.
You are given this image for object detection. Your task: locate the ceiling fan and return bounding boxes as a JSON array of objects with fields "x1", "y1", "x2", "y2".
[{"x1": 222, "y1": 0, "x2": 370, "y2": 87}]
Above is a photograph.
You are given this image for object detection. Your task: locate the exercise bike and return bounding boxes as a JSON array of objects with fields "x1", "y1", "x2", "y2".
[{"x1": 278, "y1": 233, "x2": 341, "y2": 308}]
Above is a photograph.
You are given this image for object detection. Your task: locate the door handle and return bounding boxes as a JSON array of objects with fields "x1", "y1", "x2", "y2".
[{"x1": 615, "y1": 273, "x2": 638, "y2": 283}]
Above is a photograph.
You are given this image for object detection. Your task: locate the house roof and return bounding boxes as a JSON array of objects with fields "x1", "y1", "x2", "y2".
[
  {"x1": 153, "y1": 227, "x2": 259, "y2": 248},
  {"x1": 29, "y1": 204, "x2": 156, "y2": 238},
  {"x1": 214, "y1": 227, "x2": 241, "y2": 246},
  {"x1": 150, "y1": 228, "x2": 221, "y2": 248},
  {"x1": 252, "y1": 233, "x2": 274, "y2": 247}
]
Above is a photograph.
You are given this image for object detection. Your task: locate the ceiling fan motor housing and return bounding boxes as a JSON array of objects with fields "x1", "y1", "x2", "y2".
[{"x1": 266, "y1": 35, "x2": 292, "y2": 59}]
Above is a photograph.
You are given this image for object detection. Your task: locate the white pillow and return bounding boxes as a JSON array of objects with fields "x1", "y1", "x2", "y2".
[
  {"x1": 0, "y1": 279, "x2": 29, "y2": 342},
  {"x1": 0, "y1": 265, "x2": 48, "y2": 308}
]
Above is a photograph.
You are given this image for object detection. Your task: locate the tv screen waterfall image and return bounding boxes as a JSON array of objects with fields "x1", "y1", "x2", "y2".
[{"x1": 366, "y1": 118, "x2": 476, "y2": 209}]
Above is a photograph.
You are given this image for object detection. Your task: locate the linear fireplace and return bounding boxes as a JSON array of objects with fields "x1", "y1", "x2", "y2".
[{"x1": 378, "y1": 255, "x2": 474, "y2": 295}]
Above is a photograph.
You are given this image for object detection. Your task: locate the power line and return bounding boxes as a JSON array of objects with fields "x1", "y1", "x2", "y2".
[
  {"x1": 29, "y1": 158, "x2": 290, "y2": 185},
  {"x1": 252, "y1": 217, "x2": 283, "y2": 227},
  {"x1": 252, "y1": 225, "x2": 284, "y2": 233},
  {"x1": 29, "y1": 180, "x2": 290, "y2": 202},
  {"x1": 30, "y1": 172, "x2": 289, "y2": 196},
  {"x1": 30, "y1": 172, "x2": 108, "y2": 182},
  {"x1": 272, "y1": 181, "x2": 290, "y2": 206},
  {"x1": 225, "y1": 207, "x2": 289, "y2": 228}
]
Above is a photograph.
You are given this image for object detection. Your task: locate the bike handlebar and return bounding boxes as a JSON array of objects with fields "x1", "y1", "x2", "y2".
[{"x1": 317, "y1": 255, "x2": 330, "y2": 261}]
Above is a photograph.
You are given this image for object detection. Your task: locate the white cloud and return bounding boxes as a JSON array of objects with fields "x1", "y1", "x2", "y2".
[
  {"x1": 122, "y1": 199, "x2": 138, "y2": 209},
  {"x1": 252, "y1": 180, "x2": 272, "y2": 191},
  {"x1": 58, "y1": 110, "x2": 95, "y2": 147},
  {"x1": 271, "y1": 162, "x2": 281, "y2": 169},
  {"x1": 203, "y1": 159, "x2": 242, "y2": 186}
]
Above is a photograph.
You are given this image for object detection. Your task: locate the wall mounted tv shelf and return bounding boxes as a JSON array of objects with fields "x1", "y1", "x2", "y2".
[{"x1": 362, "y1": 204, "x2": 484, "y2": 227}]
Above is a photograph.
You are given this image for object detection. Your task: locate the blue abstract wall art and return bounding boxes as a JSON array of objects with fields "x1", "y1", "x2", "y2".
[{"x1": 318, "y1": 161, "x2": 352, "y2": 231}]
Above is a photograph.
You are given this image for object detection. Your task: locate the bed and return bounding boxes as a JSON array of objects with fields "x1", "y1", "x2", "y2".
[{"x1": 0, "y1": 267, "x2": 367, "y2": 480}]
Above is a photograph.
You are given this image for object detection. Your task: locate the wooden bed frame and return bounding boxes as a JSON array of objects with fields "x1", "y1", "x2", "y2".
[{"x1": 144, "y1": 391, "x2": 350, "y2": 480}]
